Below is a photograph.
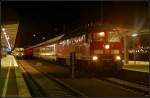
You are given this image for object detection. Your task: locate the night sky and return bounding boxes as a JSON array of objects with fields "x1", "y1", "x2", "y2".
[{"x1": 2, "y1": 1, "x2": 148, "y2": 48}]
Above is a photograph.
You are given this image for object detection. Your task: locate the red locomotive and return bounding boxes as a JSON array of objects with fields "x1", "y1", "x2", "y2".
[{"x1": 24, "y1": 24, "x2": 123, "y2": 72}]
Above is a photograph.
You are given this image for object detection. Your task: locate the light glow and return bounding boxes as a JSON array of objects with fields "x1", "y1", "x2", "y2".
[
  {"x1": 4, "y1": 32, "x2": 6, "y2": 35},
  {"x1": 116, "y1": 56, "x2": 121, "y2": 60},
  {"x1": 40, "y1": 53, "x2": 54, "y2": 55},
  {"x1": 99, "y1": 32, "x2": 105, "y2": 37},
  {"x1": 92, "y1": 56, "x2": 98, "y2": 61},
  {"x1": 131, "y1": 33, "x2": 138, "y2": 37},
  {"x1": 105, "y1": 44, "x2": 110, "y2": 49},
  {"x1": 2, "y1": 28, "x2": 5, "y2": 32}
]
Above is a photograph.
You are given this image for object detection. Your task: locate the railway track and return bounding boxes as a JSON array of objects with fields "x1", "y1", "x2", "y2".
[
  {"x1": 47, "y1": 72, "x2": 148, "y2": 97},
  {"x1": 99, "y1": 77, "x2": 149, "y2": 96},
  {"x1": 17, "y1": 60, "x2": 148, "y2": 97},
  {"x1": 19, "y1": 65, "x2": 46, "y2": 97},
  {"x1": 17, "y1": 61, "x2": 86, "y2": 97}
]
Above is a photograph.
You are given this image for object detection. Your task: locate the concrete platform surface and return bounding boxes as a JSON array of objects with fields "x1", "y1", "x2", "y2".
[{"x1": 0, "y1": 55, "x2": 31, "y2": 97}]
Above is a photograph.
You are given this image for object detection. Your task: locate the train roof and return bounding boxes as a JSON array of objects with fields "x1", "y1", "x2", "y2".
[
  {"x1": 25, "y1": 27, "x2": 88, "y2": 49},
  {"x1": 25, "y1": 23, "x2": 148, "y2": 49}
]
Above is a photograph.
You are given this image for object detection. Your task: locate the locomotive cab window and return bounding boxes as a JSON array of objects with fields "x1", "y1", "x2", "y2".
[
  {"x1": 108, "y1": 31, "x2": 120, "y2": 42},
  {"x1": 93, "y1": 32, "x2": 105, "y2": 41}
]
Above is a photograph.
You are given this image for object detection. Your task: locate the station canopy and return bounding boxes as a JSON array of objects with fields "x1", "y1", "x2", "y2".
[{"x1": 1, "y1": 23, "x2": 19, "y2": 50}]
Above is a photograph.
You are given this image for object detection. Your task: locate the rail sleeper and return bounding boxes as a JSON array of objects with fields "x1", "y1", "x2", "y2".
[{"x1": 21, "y1": 61, "x2": 75, "y2": 96}]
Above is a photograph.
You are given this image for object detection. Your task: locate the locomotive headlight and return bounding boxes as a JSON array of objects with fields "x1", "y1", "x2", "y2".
[
  {"x1": 99, "y1": 32, "x2": 105, "y2": 37},
  {"x1": 116, "y1": 55, "x2": 121, "y2": 60},
  {"x1": 92, "y1": 56, "x2": 98, "y2": 61},
  {"x1": 105, "y1": 44, "x2": 110, "y2": 49}
]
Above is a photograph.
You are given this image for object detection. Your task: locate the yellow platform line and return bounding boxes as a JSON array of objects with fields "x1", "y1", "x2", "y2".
[{"x1": 1, "y1": 58, "x2": 12, "y2": 97}]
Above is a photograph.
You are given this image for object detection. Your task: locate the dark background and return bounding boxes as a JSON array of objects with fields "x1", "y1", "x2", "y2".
[{"x1": 1, "y1": 1, "x2": 148, "y2": 48}]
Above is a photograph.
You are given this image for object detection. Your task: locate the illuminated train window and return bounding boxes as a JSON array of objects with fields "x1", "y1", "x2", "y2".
[
  {"x1": 94, "y1": 33, "x2": 105, "y2": 41},
  {"x1": 108, "y1": 31, "x2": 120, "y2": 42}
]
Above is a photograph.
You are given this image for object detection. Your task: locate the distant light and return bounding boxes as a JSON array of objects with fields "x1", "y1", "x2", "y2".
[
  {"x1": 16, "y1": 53, "x2": 19, "y2": 56},
  {"x1": 4, "y1": 32, "x2": 6, "y2": 35},
  {"x1": 2, "y1": 28, "x2": 5, "y2": 32},
  {"x1": 42, "y1": 37, "x2": 46, "y2": 40},
  {"x1": 132, "y1": 33, "x2": 138, "y2": 37},
  {"x1": 99, "y1": 32, "x2": 105, "y2": 37},
  {"x1": 33, "y1": 34, "x2": 36, "y2": 37}
]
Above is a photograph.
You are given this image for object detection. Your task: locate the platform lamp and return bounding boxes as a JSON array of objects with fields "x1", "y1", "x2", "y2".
[{"x1": 131, "y1": 33, "x2": 138, "y2": 64}]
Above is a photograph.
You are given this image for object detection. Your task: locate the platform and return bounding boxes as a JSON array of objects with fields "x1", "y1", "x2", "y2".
[
  {"x1": 123, "y1": 60, "x2": 149, "y2": 73},
  {"x1": 0, "y1": 55, "x2": 31, "y2": 97}
]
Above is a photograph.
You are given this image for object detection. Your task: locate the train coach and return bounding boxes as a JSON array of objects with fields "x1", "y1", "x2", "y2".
[{"x1": 24, "y1": 25, "x2": 123, "y2": 72}]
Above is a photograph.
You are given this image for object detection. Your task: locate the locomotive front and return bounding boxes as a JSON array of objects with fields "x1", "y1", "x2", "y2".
[{"x1": 90, "y1": 29, "x2": 123, "y2": 71}]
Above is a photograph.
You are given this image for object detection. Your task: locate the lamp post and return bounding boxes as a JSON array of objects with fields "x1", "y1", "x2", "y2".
[
  {"x1": 131, "y1": 33, "x2": 138, "y2": 64},
  {"x1": 124, "y1": 34, "x2": 129, "y2": 64}
]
